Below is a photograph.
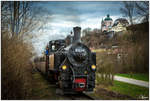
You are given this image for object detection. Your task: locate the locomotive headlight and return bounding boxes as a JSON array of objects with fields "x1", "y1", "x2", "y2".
[
  {"x1": 91, "y1": 65, "x2": 96, "y2": 70},
  {"x1": 62, "y1": 65, "x2": 67, "y2": 70}
]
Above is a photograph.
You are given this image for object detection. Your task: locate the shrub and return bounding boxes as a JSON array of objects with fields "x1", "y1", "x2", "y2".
[
  {"x1": 118, "y1": 29, "x2": 149, "y2": 73},
  {"x1": 2, "y1": 32, "x2": 33, "y2": 99},
  {"x1": 96, "y1": 52, "x2": 117, "y2": 86}
]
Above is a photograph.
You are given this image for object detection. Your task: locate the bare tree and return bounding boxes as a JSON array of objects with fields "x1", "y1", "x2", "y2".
[
  {"x1": 2, "y1": 1, "x2": 30, "y2": 36},
  {"x1": 1, "y1": 1, "x2": 48, "y2": 39},
  {"x1": 82, "y1": 27, "x2": 92, "y2": 37},
  {"x1": 135, "y1": 1, "x2": 149, "y2": 23},
  {"x1": 120, "y1": 1, "x2": 135, "y2": 25}
]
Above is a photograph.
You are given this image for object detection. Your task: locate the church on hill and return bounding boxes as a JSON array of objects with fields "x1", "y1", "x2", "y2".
[
  {"x1": 101, "y1": 14, "x2": 113, "y2": 32},
  {"x1": 101, "y1": 14, "x2": 129, "y2": 34}
]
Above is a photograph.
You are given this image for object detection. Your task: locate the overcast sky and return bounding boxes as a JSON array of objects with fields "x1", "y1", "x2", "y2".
[{"x1": 31, "y1": 1, "x2": 127, "y2": 56}]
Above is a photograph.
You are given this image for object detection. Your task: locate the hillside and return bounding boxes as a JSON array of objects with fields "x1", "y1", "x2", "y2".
[
  {"x1": 82, "y1": 22, "x2": 149, "y2": 73},
  {"x1": 81, "y1": 22, "x2": 149, "y2": 49}
]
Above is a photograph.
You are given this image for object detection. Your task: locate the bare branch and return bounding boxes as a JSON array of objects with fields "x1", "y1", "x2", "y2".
[{"x1": 120, "y1": 1, "x2": 135, "y2": 25}]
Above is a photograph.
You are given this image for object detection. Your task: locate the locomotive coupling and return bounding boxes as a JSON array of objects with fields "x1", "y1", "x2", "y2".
[{"x1": 78, "y1": 83, "x2": 85, "y2": 88}]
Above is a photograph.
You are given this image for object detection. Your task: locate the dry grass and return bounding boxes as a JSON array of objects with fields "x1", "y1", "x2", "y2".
[
  {"x1": 92, "y1": 49, "x2": 107, "y2": 53},
  {"x1": 96, "y1": 51, "x2": 117, "y2": 86},
  {"x1": 2, "y1": 32, "x2": 33, "y2": 99},
  {"x1": 117, "y1": 29, "x2": 149, "y2": 73}
]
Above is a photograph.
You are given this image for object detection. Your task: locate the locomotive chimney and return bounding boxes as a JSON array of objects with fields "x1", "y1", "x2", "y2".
[{"x1": 73, "y1": 26, "x2": 81, "y2": 43}]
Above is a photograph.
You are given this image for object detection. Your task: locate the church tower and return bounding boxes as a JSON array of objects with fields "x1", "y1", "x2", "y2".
[{"x1": 101, "y1": 14, "x2": 113, "y2": 32}]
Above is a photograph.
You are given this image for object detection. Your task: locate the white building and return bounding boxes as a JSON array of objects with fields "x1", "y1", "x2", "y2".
[{"x1": 111, "y1": 18, "x2": 129, "y2": 33}]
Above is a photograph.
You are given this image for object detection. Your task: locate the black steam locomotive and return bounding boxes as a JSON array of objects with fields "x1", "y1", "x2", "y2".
[{"x1": 35, "y1": 27, "x2": 96, "y2": 94}]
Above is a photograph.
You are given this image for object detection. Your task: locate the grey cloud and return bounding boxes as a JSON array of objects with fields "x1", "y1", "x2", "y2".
[{"x1": 31, "y1": 1, "x2": 126, "y2": 55}]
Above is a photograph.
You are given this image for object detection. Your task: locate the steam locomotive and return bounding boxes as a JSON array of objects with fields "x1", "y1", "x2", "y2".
[{"x1": 35, "y1": 27, "x2": 96, "y2": 94}]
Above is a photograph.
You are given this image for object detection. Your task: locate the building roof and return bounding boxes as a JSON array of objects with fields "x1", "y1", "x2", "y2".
[
  {"x1": 104, "y1": 14, "x2": 112, "y2": 21},
  {"x1": 113, "y1": 18, "x2": 129, "y2": 27}
]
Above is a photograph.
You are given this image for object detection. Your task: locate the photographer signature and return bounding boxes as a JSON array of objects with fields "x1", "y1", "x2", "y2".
[{"x1": 139, "y1": 95, "x2": 148, "y2": 100}]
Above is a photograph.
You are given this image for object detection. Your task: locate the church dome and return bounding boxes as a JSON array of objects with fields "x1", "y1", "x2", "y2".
[{"x1": 104, "y1": 14, "x2": 112, "y2": 21}]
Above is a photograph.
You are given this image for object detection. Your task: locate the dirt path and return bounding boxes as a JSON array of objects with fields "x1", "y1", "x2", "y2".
[
  {"x1": 91, "y1": 85, "x2": 135, "y2": 100},
  {"x1": 114, "y1": 76, "x2": 149, "y2": 88},
  {"x1": 97, "y1": 74, "x2": 149, "y2": 88}
]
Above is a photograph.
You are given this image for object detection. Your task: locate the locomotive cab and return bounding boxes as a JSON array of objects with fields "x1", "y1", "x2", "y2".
[{"x1": 49, "y1": 40, "x2": 66, "y2": 53}]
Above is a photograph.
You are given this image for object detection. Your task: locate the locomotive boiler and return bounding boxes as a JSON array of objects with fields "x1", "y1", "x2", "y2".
[{"x1": 35, "y1": 26, "x2": 96, "y2": 94}]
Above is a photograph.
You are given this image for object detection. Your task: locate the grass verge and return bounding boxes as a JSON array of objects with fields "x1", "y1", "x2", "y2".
[
  {"x1": 31, "y1": 72, "x2": 59, "y2": 99},
  {"x1": 116, "y1": 73, "x2": 149, "y2": 81},
  {"x1": 31, "y1": 71, "x2": 71, "y2": 100},
  {"x1": 108, "y1": 80, "x2": 149, "y2": 99}
]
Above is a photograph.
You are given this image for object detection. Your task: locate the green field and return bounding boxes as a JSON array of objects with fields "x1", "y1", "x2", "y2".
[
  {"x1": 116, "y1": 73, "x2": 149, "y2": 81},
  {"x1": 109, "y1": 80, "x2": 149, "y2": 99}
]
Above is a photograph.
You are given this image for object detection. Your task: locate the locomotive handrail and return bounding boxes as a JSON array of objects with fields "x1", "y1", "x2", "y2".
[
  {"x1": 69, "y1": 65, "x2": 75, "y2": 83},
  {"x1": 52, "y1": 45, "x2": 65, "y2": 53},
  {"x1": 57, "y1": 46, "x2": 65, "y2": 51}
]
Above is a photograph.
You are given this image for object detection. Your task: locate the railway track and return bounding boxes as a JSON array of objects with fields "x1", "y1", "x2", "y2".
[
  {"x1": 83, "y1": 93, "x2": 96, "y2": 100},
  {"x1": 35, "y1": 69, "x2": 97, "y2": 100},
  {"x1": 56, "y1": 88, "x2": 96, "y2": 100},
  {"x1": 67, "y1": 93, "x2": 95, "y2": 100}
]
